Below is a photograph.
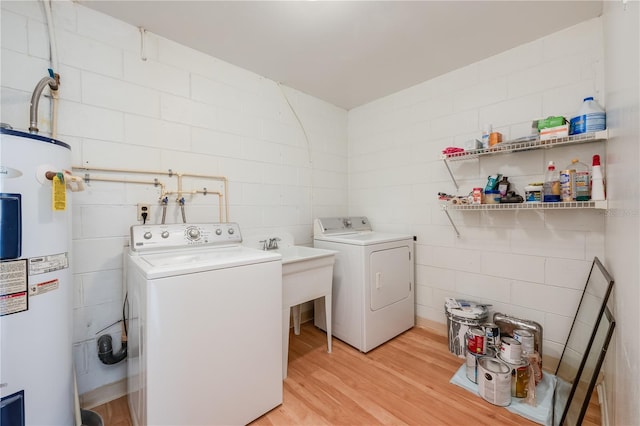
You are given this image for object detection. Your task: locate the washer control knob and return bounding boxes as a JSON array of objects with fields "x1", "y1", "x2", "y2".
[
  {"x1": 187, "y1": 227, "x2": 200, "y2": 240},
  {"x1": 228, "y1": 228, "x2": 235, "y2": 235},
  {"x1": 215, "y1": 228, "x2": 222, "y2": 235},
  {"x1": 161, "y1": 231, "x2": 170, "y2": 239},
  {"x1": 143, "y1": 232, "x2": 152, "y2": 240}
]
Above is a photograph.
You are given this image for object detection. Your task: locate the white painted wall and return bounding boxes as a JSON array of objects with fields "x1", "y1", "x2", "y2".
[
  {"x1": 348, "y1": 18, "x2": 607, "y2": 369},
  {"x1": 1, "y1": 0, "x2": 347, "y2": 395},
  {"x1": 602, "y1": 1, "x2": 640, "y2": 425}
]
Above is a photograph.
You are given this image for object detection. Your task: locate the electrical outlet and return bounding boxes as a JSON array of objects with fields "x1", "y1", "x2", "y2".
[{"x1": 137, "y1": 204, "x2": 150, "y2": 222}]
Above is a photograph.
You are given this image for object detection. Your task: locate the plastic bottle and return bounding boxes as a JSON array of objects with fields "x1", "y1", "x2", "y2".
[
  {"x1": 497, "y1": 176, "x2": 510, "y2": 197},
  {"x1": 482, "y1": 124, "x2": 492, "y2": 149},
  {"x1": 569, "y1": 97, "x2": 606, "y2": 135},
  {"x1": 591, "y1": 155, "x2": 605, "y2": 201},
  {"x1": 560, "y1": 167, "x2": 576, "y2": 202},
  {"x1": 543, "y1": 161, "x2": 561, "y2": 202},
  {"x1": 571, "y1": 159, "x2": 591, "y2": 201},
  {"x1": 524, "y1": 184, "x2": 543, "y2": 203}
]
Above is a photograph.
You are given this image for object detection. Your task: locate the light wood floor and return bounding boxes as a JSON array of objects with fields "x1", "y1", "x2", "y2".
[{"x1": 92, "y1": 323, "x2": 600, "y2": 425}]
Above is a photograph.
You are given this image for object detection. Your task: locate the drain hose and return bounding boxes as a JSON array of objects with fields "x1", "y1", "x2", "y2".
[{"x1": 97, "y1": 334, "x2": 127, "y2": 365}]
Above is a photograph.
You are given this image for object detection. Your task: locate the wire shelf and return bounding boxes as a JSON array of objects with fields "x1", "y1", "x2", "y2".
[
  {"x1": 441, "y1": 200, "x2": 608, "y2": 211},
  {"x1": 440, "y1": 130, "x2": 608, "y2": 161}
]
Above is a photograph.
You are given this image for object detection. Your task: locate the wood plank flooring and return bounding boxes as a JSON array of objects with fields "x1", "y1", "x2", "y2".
[{"x1": 91, "y1": 323, "x2": 600, "y2": 425}]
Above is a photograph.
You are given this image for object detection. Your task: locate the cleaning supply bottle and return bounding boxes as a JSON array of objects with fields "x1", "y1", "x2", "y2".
[
  {"x1": 571, "y1": 158, "x2": 591, "y2": 201},
  {"x1": 591, "y1": 155, "x2": 605, "y2": 201},
  {"x1": 497, "y1": 176, "x2": 510, "y2": 197},
  {"x1": 543, "y1": 161, "x2": 561, "y2": 202},
  {"x1": 560, "y1": 166, "x2": 576, "y2": 202},
  {"x1": 482, "y1": 124, "x2": 492, "y2": 149},
  {"x1": 569, "y1": 97, "x2": 606, "y2": 135}
]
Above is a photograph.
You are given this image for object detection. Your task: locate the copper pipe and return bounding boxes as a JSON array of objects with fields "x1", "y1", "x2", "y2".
[
  {"x1": 83, "y1": 176, "x2": 166, "y2": 194},
  {"x1": 72, "y1": 165, "x2": 230, "y2": 221}
]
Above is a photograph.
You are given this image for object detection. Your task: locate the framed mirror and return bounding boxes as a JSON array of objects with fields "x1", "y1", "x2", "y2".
[
  {"x1": 561, "y1": 307, "x2": 615, "y2": 425},
  {"x1": 553, "y1": 257, "x2": 615, "y2": 425}
]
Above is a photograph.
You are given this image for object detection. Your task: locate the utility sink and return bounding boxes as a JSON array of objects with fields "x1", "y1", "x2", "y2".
[
  {"x1": 277, "y1": 246, "x2": 336, "y2": 283},
  {"x1": 275, "y1": 245, "x2": 336, "y2": 379}
]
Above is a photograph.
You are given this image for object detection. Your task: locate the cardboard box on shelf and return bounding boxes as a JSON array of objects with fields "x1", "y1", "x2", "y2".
[{"x1": 540, "y1": 124, "x2": 569, "y2": 141}]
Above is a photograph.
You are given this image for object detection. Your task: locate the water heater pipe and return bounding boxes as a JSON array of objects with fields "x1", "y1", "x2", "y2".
[
  {"x1": 43, "y1": 0, "x2": 60, "y2": 139},
  {"x1": 43, "y1": 0, "x2": 59, "y2": 72},
  {"x1": 29, "y1": 74, "x2": 59, "y2": 134}
]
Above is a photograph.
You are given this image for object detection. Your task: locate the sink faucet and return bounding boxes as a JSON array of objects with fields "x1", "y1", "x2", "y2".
[{"x1": 259, "y1": 237, "x2": 281, "y2": 250}]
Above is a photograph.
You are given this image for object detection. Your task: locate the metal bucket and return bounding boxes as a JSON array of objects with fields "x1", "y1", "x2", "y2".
[
  {"x1": 81, "y1": 409, "x2": 104, "y2": 426},
  {"x1": 466, "y1": 347, "x2": 496, "y2": 383},
  {"x1": 445, "y1": 301, "x2": 489, "y2": 358},
  {"x1": 478, "y1": 357, "x2": 511, "y2": 407}
]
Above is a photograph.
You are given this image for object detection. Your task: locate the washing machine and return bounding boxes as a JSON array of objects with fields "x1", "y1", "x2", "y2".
[
  {"x1": 126, "y1": 223, "x2": 282, "y2": 426},
  {"x1": 313, "y1": 217, "x2": 414, "y2": 352}
]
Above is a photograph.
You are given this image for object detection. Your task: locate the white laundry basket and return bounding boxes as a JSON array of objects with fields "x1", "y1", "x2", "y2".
[{"x1": 445, "y1": 300, "x2": 489, "y2": 358}]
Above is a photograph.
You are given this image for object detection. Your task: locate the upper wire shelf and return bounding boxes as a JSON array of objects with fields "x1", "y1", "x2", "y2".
[{"x1": 440, "y1": 130, "x2": 608, "y2": 161}]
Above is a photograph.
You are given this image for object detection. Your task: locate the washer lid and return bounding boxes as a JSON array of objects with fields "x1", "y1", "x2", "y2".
[
  {"x1": 129, "y1": 246, "x2": 281, "y2": 279},
  {"x1": 314, "y1": 231, "x2": 412, "y2": 245}
]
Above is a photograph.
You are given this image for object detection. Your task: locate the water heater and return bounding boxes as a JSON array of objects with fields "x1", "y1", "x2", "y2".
[{"x1": 0, "y1": 127, "x2": 74, "y2": 425}]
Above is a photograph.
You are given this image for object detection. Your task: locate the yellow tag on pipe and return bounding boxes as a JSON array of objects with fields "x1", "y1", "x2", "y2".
[{"x1": 52, "y1": 173, "x2": 66, "y2": 211}]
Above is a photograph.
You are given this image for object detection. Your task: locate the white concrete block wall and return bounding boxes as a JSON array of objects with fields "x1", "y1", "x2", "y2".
[
  {"x1": 1, "y1": 0, "x2": 347, "y2": 394},
  {"x1": 602, "y1": 1, "x2": 640, "y2": 424},
  {"x1": 348, "y1": 18, "x2": 606, "y2": 364}
]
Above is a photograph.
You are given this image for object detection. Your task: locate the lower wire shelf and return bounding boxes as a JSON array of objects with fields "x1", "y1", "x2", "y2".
[{"x1": 440, "y1": 200, "x2": 608, "y2": 237}]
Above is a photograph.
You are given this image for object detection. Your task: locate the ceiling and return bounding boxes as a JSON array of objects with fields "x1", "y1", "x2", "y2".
[{"x1": 79, "y1": 1, "x2": 603, "y2": 110}]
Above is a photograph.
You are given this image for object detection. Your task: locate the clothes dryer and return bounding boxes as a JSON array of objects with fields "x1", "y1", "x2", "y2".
[{"x1": 313, "y1": 217, "x2": 414, "y2": 352}]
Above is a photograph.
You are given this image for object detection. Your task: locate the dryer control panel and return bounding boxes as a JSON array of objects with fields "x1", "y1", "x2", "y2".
[
  {"x1": 314, "y1": 216, "x2": 371, "y2": 236},
  {"x1": 130, "y1": 223, "x2": 242, "y2": 252}
]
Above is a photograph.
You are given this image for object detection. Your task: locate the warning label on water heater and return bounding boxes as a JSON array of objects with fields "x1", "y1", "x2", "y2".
[
  {"x1": 0, "y1": 259, "x2": 28, "y2": 316},
  {"x1": 1, "y1": 259, "x2": 27, "y2": 296},
  {"x1": 0, "y1": 291, "x2": 28, "y2": 316},
  {"x1": 29, "y1": 279, "x2": 59, "y2": 297},
  {"x1": 28, "y1": 252, "x2": 68, "y2": 276}
]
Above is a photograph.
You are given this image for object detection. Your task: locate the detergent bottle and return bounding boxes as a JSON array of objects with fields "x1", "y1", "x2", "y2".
[
  {"x1": 569, "y1": 97, "x2": 606, "y2": 135},
  {"x1": 571, "y1": 159, "x2": 591, "y2": 201}
]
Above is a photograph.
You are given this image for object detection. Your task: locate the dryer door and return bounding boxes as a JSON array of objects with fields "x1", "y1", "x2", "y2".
[{"x1": 369, "y1": 246, "x2": 411, "y2": 311}]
